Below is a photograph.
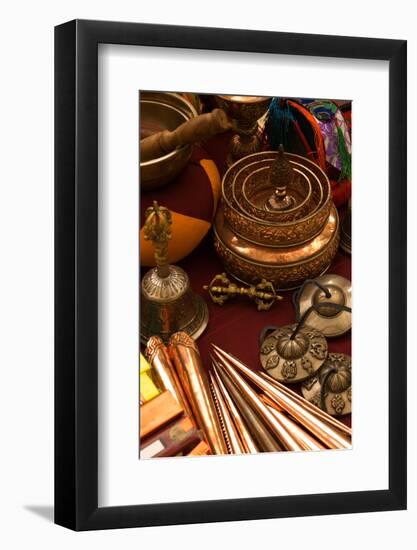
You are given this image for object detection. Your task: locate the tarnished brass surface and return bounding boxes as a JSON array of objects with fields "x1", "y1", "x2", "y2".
[
  {"x1": 213, "y1": 205, "x2": 340, "y2": 290},
  {"x1": 301, "y1": 353, "x2": 352, "y2": 416},
  {"x1": 215, "y1": 95, "x2": 271, "y2": 164},
  {"x1": 297, "y1": 274, "x2": 352, "y2": 337},
  {"x1": 168, "y1": 333, "x2": 228, "y2": 455},
  {"x1": 203, "y1": 273, "x2": 283, "y2": 311},
  {"x1": 140, "y1": 92, "x2": 197, "y2": 190},
  {"x1": 260, "y1": 324, "x2": 328, "y2": 383},
  {"x1": 140, "y1": 202, "x2": 208, "y2": 344}
]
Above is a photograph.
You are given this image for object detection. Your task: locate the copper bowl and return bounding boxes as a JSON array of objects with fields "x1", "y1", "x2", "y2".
[
  {"x1": 213, "y1": 205, "x2": 340, "y2": 290},
  {"x1": 140, "y1": 92, "x2": 198, "y2": 191},
  {"x1": 221, "y1": 152, "x2": 332, "y2": 247}
]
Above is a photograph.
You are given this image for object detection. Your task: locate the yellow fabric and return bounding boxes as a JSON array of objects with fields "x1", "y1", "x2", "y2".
[
  {"x1": 140, "y1": 212, "x2": 211, "y2": 266},
  {"x1": 140, "y1": 354, "x2": 160, "y2": 402}
]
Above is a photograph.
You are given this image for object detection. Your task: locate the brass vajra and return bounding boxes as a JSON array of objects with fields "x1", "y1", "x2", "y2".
[{"x1": 203, "y1": 273, "x2": 283, "y2": 311}]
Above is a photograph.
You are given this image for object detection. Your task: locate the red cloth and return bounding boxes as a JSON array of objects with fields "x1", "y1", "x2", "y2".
[
  {"x1": 142, "y1": 132, "x2": 352, "y2": 427},
  {"x1": 180, "y1": 133, "x2": 352, "y2": 426}
]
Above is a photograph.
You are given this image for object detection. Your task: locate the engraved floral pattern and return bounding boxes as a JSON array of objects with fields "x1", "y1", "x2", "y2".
[
  {"x1": 331, "y1": 394, "x2": 346, "y2": 414},
  {"x1": 281, "y1": 360, "x2": 297, "y2": 380},
  {"x1": 265, "y1": 355, "x2": 279, "y2": 370},
  {"x1": 301, "y1": 357, "x2": 314, "y2": 374}
]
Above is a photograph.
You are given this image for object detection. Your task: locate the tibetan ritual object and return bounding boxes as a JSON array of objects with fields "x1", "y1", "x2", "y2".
[
  {"x1": 213, "y1": 146, "x2": 340, "y2": 290},
  {"x1": 203, "y1": 272, "x2": 283, "y2": 311},
  {"x1": 140, "y1": 92, "x2": 197, "y2": 190},
  {"x1": 215, "y1": 95, "x2": 272, "y2": 165},
  {"x1": 259, "y1": 320, "x2": 328, "y2": 384},
  {"x1": 294, "y1": 274, "x2": 352, "y2": 337},
  {"x1": 168, "y1": 332, "x2": 228, "y2": 455},
  {"x1": 301, "y1": 353, "x2": 352, "y2": 416},
  {"x1": 211, "y1": 345, "x2": 351, "y2": 449},
  {"x1": 140, "y1": 202, "x2": 208, "y2": 344}
]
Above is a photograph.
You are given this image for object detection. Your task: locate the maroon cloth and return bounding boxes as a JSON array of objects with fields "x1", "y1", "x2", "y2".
[{"x1": 142, "y1": 132, "x2": 352, "y2": 427}]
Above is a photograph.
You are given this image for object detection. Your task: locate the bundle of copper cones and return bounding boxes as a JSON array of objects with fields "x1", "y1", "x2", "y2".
[
  {"x1": 210, "y1": 344, "x2": 351, "y2": 453},
  {"x1": 144, "y1": 332, "x2": 351, "y2": 456}
]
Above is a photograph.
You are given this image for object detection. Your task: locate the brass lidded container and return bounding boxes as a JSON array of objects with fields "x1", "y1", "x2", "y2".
[{"x1": 213, "y1": 146, "x2": 340, "y2": 289}]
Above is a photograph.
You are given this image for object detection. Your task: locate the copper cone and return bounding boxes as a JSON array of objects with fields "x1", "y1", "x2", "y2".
[
  {"x1": 259, "y1": 372, "x2": 351, "y2": 436},
  {"x1": 210, "y1": 372, "x2": 247, "y2": 454},
  {"x1": 214, "y1": 358, "x2": 305, "y2": 452},
  {"x1": 212, "y1": 345, "x2": 351, "y2": 449},
  {"x1": 213, "y1": 361, "x2": 281, "y2": 452},
  {"x1": 261, "y1": 395, "x2": 325, "y2": 451},
  {"x1": 211, "y1": 367, "x2": 258, "y2": 454},
  {"x1": 145, "y1": 336, "x2": 196, "y2": 424},
  {"x1": 168, "y1": 333, "x2": 228, "y2": 455}
]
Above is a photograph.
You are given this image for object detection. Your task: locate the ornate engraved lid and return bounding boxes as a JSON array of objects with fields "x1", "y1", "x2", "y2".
[
  {"x1": 260, "y1": 323, "x2": 328, "y2": 383},
  {"x1": 301, "y1": 353, "x2": 352, "y2": 416}
]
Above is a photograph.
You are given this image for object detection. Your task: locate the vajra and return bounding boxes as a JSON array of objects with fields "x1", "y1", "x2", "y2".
[{"x1": 203, "y1": 273, "x2": 283, "y2": 311}]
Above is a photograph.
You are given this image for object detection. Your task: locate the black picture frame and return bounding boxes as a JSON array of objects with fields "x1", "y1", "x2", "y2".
[{"x1": 55, "y1": 19, "x2": 407, "y2": 531}]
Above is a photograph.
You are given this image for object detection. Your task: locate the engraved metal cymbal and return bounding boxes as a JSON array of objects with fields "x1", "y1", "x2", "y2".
[
  {"x1": 301, "y1": 353, "x2": 352, "y2": 416},
  {"x1": 296, "y1": 274, "x2": 351, "y2": 337},
  {"x1": 260, "y1": 324, "x2": 328, "y2": 383}
]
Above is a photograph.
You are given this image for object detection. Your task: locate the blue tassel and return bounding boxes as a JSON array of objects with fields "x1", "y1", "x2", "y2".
[{"x1": 264, "y1": 98, "x2": 295, "y2": 150}]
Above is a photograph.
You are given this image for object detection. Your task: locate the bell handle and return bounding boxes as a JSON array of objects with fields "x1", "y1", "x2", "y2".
[{"x1": 143, "y1": 201, "x2": 172, "y2": 278}]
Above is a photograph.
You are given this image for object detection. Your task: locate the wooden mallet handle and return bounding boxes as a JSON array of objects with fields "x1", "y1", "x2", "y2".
[{"x1": 140, "y1": 108, "x2": 231, "y2": 162}]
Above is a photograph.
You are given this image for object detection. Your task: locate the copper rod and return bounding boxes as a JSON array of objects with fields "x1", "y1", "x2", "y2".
[
  {"x1": 214, "y1": 358, "x2": 303, "y2": 452},
  {"x1": 168, "y1": 333, "x2": 228, "y2": 455},
  {"x1": 212, "y1": 343, "x2": 351, "y2": 436},
  {"x1": 211, "y1": 366, "x2": 258, "y2": 454},
  {"x1": 211, "y1": 345, "x2": 351, "y2": 449},
  {"x1": 213, "y1": 361, "x2": 281, "y2": 452},
  {"x1": 210, "y1": 373, "x2": 247, "y2": 454},
  {"x1": 261, "y1": 395, "x2": 325, "y2": 451},
  {"x1": 259, "y1": 372, "x2": 352, "y2": 436},
  {"x1": 145, "y1": 336, "x2": 196, "y2": 424}
]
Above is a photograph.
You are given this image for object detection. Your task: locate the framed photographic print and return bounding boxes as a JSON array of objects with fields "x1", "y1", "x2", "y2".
[{"x1": 55, "y1": 19, "x2": 407, "y2": 530}]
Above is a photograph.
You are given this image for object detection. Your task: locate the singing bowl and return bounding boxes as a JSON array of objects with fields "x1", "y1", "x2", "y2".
[
  {"x1": 221, "y1": 152, "x2": 332, "y2": 247},
  {"x1": 213, "y1": 205, "x2": 340, "y2": 290},
  {"x1": 140, "y1": 92, "x2": 198, "y2": 191}
]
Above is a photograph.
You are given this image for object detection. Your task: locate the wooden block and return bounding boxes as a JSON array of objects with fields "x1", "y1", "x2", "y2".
[
  {"x1": 140, "y1": 390, "x2": 183, "y2": 439},
  {"x1": 140, "y1": 416, "x2": 201, "y2": 459}
]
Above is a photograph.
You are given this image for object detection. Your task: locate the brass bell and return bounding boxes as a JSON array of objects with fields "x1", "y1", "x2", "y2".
[{"x1": 140, "y1": 201, "x2": 209, "y2": 345}]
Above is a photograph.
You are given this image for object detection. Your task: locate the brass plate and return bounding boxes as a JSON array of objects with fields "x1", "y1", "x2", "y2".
[
  {"x1": 260, "y1": 324, "x2": 328, "y2": 383},
  {"x1": 297, "y1": 274, "x2": 351, "y2": 337},
  {"x1": 301, "y1": 353, "x2": 351, "y2": 416}
]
